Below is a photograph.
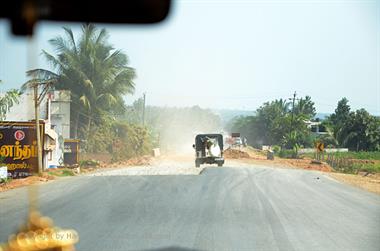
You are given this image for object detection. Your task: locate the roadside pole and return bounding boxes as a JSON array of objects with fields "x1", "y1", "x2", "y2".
[
  {"x1": 290, "y1": 91, "x2": 297, "y2": 128},
  {"x1": 28, "y1": 36, "x2": 43, "y2": 176},
  {"x1": 34, "y1": 83, "x2": 43, "y2": 175},
  {"x1": 142, "y1": 92, "x2": 146, "y2": 126}
]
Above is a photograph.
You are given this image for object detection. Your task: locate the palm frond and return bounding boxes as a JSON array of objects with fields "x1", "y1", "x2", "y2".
[
  {"x1": 26, "y1": 68, "x2": 59, "y2": 79},
  {"x1": 41, "y1": 50, "x2": 64, "y2": 70},
  {"x1": 49, "y1": 36, "x2": 71, "y2": 54},
  {"x1": 95, "y1": 28, "x2": 109, "y2": 45},
  {"x1": 79, "y1": 95, "x2": 91, "y2": 110},
  {"x1": 63, "y1": 27, "x2": 77, "y2": 53}
]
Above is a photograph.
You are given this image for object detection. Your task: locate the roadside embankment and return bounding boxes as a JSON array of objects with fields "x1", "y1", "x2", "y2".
[
  {"x1": 0, "y1": 155, "x2": 154, "y2": 192},
  {"x1": 224, "y1": 147, "x2": 332, "y2": 172},
  {"x1": 224, "y1": 146, "x2": 380, "y2": 195}
]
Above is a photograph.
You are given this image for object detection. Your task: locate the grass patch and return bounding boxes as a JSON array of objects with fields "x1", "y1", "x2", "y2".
[
  {"x1": 48, "y1": 168, "x2": 75, "y2": 177},
  {"x1": 333, "y1": 151, "x2": 380, "y2": 160},
  {"x1": 275, "y1": 149, "x2": 299, "y2": 159},
  {"x1": 328, "y1": 160, "x2": 380, "y2": 174},
  {"x1": 79, "y1": 159, "x2": 100, "y2": 168},
  {"x1": 298, "y1": 151, "x2": 380, "y2": 174},
  {"x1": 300, "y1": 151, "x2": 380, "y2": 160},
  {"x1": 0, "y1": 177, "x2": 12, "y2": 184},
  {"x1": 352, "y1": 162, "x2": 380, "y2": 174}
]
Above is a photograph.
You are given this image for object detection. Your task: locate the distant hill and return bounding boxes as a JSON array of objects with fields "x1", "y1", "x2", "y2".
[
  {"x1": 212, "y1": 109, "x2": 255, "y2": 125},
  {"x1": 212, "y1": 107, "x2": 331, "y2": 126},
  {"x1": 213, "y1": 109, "x2": 330, "y2": 123},
  {"x1": 314, "y1": 113, "x2": 330, "y2": 120}
]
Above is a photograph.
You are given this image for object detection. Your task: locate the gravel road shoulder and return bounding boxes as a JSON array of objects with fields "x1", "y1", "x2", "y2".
[{"x1": 87, "y1": 155, "x2": 204, "y2": 176}]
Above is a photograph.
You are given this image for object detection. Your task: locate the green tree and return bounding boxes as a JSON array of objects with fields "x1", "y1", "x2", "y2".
[
  {"x1": 123, "y1": 97, "x2": 145, "y2": 125},
  {"x1": 326, "y1": 98, "x2": 380, "y2": 151},
  {"x1": 294, "y1": 95, "x2": 316, "y2": 119},
  {"x1": 329, "y1": 97, "x2": 351, "y2": 126},
  {"x1": 340, "y1": 109, "x2": 380, "y2": 151},
  {"x1": 229, "y1": 96, "x2": 316, "y2": 150},
  {"x1": 25, "y1": 24, "x2": 136, "y2": 140},
  {"x1": 255, "y1": 99, "x2": 290, "y2": 145}
]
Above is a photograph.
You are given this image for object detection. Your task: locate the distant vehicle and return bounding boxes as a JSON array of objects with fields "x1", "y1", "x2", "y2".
[
  {"x1": 193, "y1": 134, "x2": 225, "y2": 167},
  {"x1": 233, "y1": 137, "x2": 243, "y2": 146},
  {"x1": 231, "y1": 132, "x2": 241, "y2": 138}
]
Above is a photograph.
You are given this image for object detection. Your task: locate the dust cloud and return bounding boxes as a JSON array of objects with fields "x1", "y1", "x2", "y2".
[{"x1": 146, "y1": 106, "x2": 223, "y2": 155}]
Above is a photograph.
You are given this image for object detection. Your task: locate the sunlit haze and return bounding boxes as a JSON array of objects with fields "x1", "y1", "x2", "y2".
[{"x1": 0, "y1": 0, "x2": 379, "y2": 114}]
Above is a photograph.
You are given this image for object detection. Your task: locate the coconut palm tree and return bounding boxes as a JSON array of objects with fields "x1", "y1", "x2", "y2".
[
  {"x1": 294, "y1": 96, "x2": 316, "y2": 119},
  {"x1": 25, "y1": 24, "x2": 136, "y2": 139}
]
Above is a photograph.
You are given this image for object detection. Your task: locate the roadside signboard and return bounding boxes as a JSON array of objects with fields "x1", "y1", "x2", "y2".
[
  {"x1": 64, "y1": 139, "x2": 80, "y2": 166},
  {"x1": 316, "y1": 142, "x2": 324, "y2": 153},
  {"x1": 0, "y1": 121, "x2": 44, "y2": 178}
]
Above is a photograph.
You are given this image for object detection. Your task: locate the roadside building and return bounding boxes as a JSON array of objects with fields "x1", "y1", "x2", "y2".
[
  {"x1": 50, "y1": 90, "x2": 71, "y2": 166},
  {"x1": 3, "y1": 90, "x2": 71, "y2": 174}
]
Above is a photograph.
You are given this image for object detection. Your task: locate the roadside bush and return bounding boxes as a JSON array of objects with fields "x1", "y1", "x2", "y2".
[
  {"x1": 111, "y1": 122, "x2": 153, "y2": 161},
  {"x1": 81, "y1": 120, "x2": 154, "y2": 162},
  {"x1": 0, "y1": 177, "x2": 12, "y2": 184},
  {"x1": 85, "y1": 122, "x2": 116, "y2": 153},
  {"x1": 272, "y1": 145, "x2": 281, "y2": 153}
]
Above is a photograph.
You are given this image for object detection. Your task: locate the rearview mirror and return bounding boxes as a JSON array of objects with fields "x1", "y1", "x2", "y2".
[{"x1": 0, "y1": 0, "x2": 171, "y2": 35}]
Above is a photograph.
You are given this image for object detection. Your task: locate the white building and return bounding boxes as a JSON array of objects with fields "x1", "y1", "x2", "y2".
[
  {"x1": 49, "y1": 90, "x2": 71, "y2": 166},
  {"x1": 304, "y1": 120, "x2": 327, "y2": 135}
]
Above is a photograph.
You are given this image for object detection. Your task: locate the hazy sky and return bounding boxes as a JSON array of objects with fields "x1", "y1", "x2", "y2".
[{"x1": 0, "y1": 0, "x2": 379, "y2": 114}]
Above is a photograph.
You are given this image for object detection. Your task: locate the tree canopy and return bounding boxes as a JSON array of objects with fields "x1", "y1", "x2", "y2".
[
  {"x1": 325, "y1": 98, "x2": 380, "y2": 151},
  {"x1": 230, "y1": 96, "x2": 380, "y2": 152},
  {"x1": 229, "y1": 96, "x2": 316, "y2": 149}
]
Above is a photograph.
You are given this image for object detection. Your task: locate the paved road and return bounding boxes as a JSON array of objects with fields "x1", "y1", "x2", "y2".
[{"x1": 1, "y1": 165, "x2": 379, "y2": 251}]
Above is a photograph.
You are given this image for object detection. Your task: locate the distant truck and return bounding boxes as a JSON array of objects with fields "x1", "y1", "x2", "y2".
[
  {"x1": 229, "y1": 132, "x2": 243, "y2": 147},
  {"x1": 193, "y1": 134, "x2": 225, "y2": 167}
]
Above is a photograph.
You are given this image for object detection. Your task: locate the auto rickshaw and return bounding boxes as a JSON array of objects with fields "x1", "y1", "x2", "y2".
[{"x1": 193, "y1": 134, "x2": 225, "y2": 167}]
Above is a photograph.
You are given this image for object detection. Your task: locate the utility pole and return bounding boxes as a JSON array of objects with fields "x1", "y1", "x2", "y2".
[
  {"x1": 290, "y1": 91, "x2": 297, "y2": 129},
  {"x1": 32, "y1": 81, "x2": 53, "y2": 175},
  {"x1": 33, "y1": 83, "x2": 43, "y2": 176},
  {"x1": 142, "y1": 92, "x2": 146, "y2": 126},
  {"x1": 28, "y1": 36, "x2": 44, "y2": 176}
]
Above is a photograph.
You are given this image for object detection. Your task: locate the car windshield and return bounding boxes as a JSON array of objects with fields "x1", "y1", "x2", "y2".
[{"x1": 0, "y1": 1, "x2": 379, "y2": 251}]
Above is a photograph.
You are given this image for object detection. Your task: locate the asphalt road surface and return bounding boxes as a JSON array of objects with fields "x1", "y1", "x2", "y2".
[{"x1": 1, "y1": 164, "x2": 379, "y2": 251}]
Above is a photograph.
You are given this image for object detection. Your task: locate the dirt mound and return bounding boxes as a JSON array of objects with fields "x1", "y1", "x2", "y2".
[
  {"x1": 273, "y1": 158, "x2": 333, "y2": 172},
  {"x1": 107, "y1": 155, "x2": 152, "y2": 168},
  {"x1": 329, "y1": 172, "x2": 380, "y2": 194},
  {"x1": 224, "y1": 148, "x2": 250, "y2": 159},
  {"x1": 125, "y1": 156, "x2": 152, "y2": 166},
  {"x1": 0, "y1": 174, "x2": 55, "y2": 192}
]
